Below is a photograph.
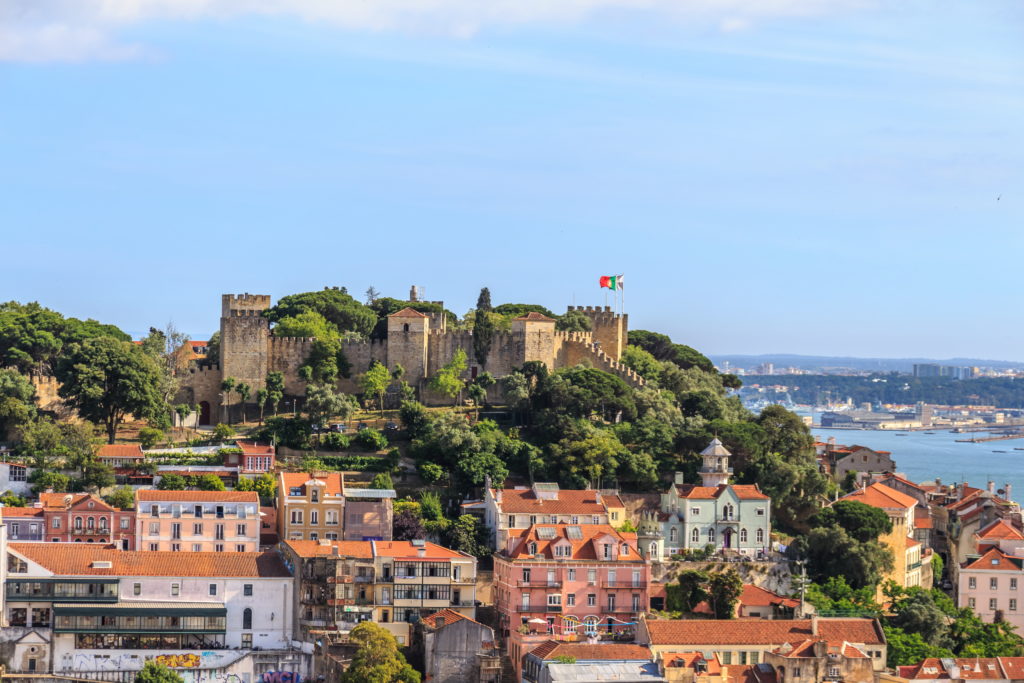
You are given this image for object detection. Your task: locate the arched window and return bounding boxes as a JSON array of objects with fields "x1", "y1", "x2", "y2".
[
  {"x1": 87, "y1": 517, "x2": 95, "y2": 529},
  {"x1": 403, "y1": 323, "x2": 410, "y2": 332},
  {"x1": 756, "y1": 528, "x2": 765, "y2": 544},
  {"x1": 690, "y1": 528, "x2": 699, "y2": 543},
  {"x1": 669, "y1": 528, "x2": 676, "y2": 542},
  {"x1": 242, "y1": 608, "x2": 252, "y2": 630},
  {"x1": 649, "y1": 542, "x2": 658, "y2": 557},
  {"x1": 740, "y1": 528, "x2": 748, "y2": 543},
  {"x1": 708, "y1": 528, "x2": 715, "y2": 543},
  {"x1": 99, "y1": 518, "x2": 108, "y2": 530},
  {"x1": 724, "y1": 504, "x2": 734, "y2": 520},
  {"x1": 74, "y1": 517, "x2": 83, "y2": 530}
]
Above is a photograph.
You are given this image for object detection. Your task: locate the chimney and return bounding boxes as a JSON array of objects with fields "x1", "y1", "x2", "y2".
[
  {"x1": 435, "y1": 616, "x2": 445, "y2": 629},
  {"x1": 1006, "y1": 483, "x2": 1013, "y2": 501},
  {"x1": 989, "y1": 481, "x2": 996, "y2": 494},
  {"x1": 595, "y1": 491, "x2": 602, "y2": 505},
  {"x1": 417, "y1": 545, "x2": 427, "y2": 558},
  {"x1": 332, "y1": 544, "x2": 340, "y2": 557},
  {"x1": 674, "y1": 472, "x2": 685, "y2": 486},
  {"x1": 828, "y1": 436, "x2": 836, "y2": 447},
  {"x1": 496, "y1": 488, "x2": 502, "y2": 504},
  {"x1": 811, "y1": 615, "x2": 819, "y2": 636}
]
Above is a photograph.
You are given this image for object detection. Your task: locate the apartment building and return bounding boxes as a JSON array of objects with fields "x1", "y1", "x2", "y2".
[
  {"x1": 494, "y1": 523, "x2": 650, "y2": 675},
  {"x1": 958, "y1": 546, "x2": 1024, "y2": 631},
  {"x1": 279, "y1": 538, "x2": 477, "y2": 646},
  {"x1": 135, "y1": 490, "x2": 260, "y2": 552},
  {"x1": 4, "y1": 542, "x2": 297, "y2": 678},
  {"x1": 483, "y1": 480, "x2": 625, "y2": 550},
  {"x1": 39, "y1": 493, "x2": 136, "y2": 550},
  {"x1": 277, "y1": 472, "x2": 394, "y2": 543}
]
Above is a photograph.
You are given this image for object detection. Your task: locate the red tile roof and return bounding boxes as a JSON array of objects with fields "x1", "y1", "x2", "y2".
[
  {"x1": 645, "y1": 618, "x2": 884, "y2": 646},
  {"x1": 374, "y1": 541, "x2": 470, "y2": 560},
  {"x1": 280, "y1": 472, "x2": 344, "y2": 496},
  {"x1": 136, "y1": 490, "x2": 258, "y2": 503},
  {"x1": 38, "y1": 492, "x2": 117, "y2": 512},
  {"x1": 880, "y1": 474, "x2": 926, "y2": 492},
  {"x1": 976, "y1": 518, "x2": 1024, "y2": 541},
  {"x1": 496, "y1": 488, "x2": 611, "y2": 515},
  {"x1": 962, "y1": 546, "x2": 1024, "y2": 572},
  {"x1": 739, "y1": 584, "x2": 800, "y2": 609},
  {"x1": 660, "y1": 652, "x2": 722, "y2": 674},
  {"x1": 839, "y1": 483, "x2": 917, "y2": 510},
  {"x1": 284, "y1": 540, "x2": 374, "y2": 559},
  {"x1": 236, "y1": 440, "x2": 274, "y2": 455},
  {"x1": 0, "y1": 507, "x2": 44, "y2": 518},
  {"x1": 674, "y1": 484, "x2": 770, "y2": 501},
  {"x1": 96, "y1": 444, "x2": 145, "y2": 459},
  {"x1": 388, "y1": 307, "x2": 427, "y2": 318},
  {"x1": 530, "y1": 642, "x2": 652, "y2": 661},
  {"x1": 775, "y1": 639, "x2": 868, "y2": 659},
  {"x1": 899, "y1": 657, "x2": 1024, "y2": 680},
  {"x1": 514, "y1": 312, "x2": 556, "y2": 322},
  {"x1": 423, "y1": 608, "x2": 472, "y2": 629},
  {"x1": 505, "y1": 524, "x2": 640, "y2": 561},
  {"x1": 10, "y1": 543, "x2": 290, "y2": 577}
]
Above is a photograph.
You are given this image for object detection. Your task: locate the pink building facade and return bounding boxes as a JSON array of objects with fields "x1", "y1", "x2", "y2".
[
  {"x1": 494, "y1": 523, "x2": 651, "y2": 669},
  {"x1": 135, "y1": 490, "x2": 260, "y2": 552},
  {"x1": 958, "y1": 546, "x2": 1024, "y2": 632}
]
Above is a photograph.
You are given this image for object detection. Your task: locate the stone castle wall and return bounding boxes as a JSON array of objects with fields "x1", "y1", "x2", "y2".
[{"x1": 268, "y1": 336, "x2": 315, "y2": 395}]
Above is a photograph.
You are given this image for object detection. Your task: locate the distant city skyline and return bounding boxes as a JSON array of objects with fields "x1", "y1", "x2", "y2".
[{"x1": 2, "y1": 1, "x2": 1022, "y2": 359}]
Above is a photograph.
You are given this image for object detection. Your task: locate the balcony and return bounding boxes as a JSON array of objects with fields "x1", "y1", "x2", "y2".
[
  {"x1": 700, "y1": 466, "x2": 733, "y2": 475},
  {"x1": 8, "y1": 532, "x2": 45, "y2": 542},
  {"x1": 516, "y1": 604, "x2": 562, "y2": 613},
  {"x1": 908, "y1": 561, "x2": 923, "y2": 571},
  {"x1": 71, "y1": 528, "x2": 112, "y2": 536},
  {"x1": 327, "y1": 576, "x2": 354, "y2": 584},
  {"x1": 451, "y1": 600, "x2": 476, "y2": 607},
  {"x1": 517, "y1": 580, "x2": 562, "y2": 588},
  {"x1": 716, "y1": 517, "x2": 739, "y2": 524},
  {"x1": 601, "y1": 582, "x2": 646, "y2": 589},
  {"x1": 606, "y1": 605, "x2": 641, "y2": 613}
]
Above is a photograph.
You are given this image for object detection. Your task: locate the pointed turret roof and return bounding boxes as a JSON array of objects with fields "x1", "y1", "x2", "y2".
[{"x1": 701, "y1": 438, "x2": 731, "y2": 457}]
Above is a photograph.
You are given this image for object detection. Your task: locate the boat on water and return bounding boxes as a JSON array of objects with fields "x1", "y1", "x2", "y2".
[
  {"x1": 894, "y1": 433, "x2": 908, "y2": 437},
  {"x1": 994, "y1": 450, "x2": 1008, "y2": 453},
  {"x1": 924, "y1": 431, "x2": 936, "y2": 434}
]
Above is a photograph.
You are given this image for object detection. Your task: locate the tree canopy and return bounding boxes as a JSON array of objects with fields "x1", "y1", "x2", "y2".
[{"x1": 341, "y1": 622, "x2": 420, "y2": 683}]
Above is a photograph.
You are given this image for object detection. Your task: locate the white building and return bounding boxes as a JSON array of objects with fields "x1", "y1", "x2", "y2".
[{"x1": 3, "y1": 542, "x2": 304, "y2": 680}]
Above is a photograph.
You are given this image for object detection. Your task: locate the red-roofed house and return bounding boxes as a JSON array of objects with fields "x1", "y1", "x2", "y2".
[
  {"x1": 897, "y1": 656, "x2": 1024, "y2": 681},
  {"x1": 840, "y1": 483, "x2": 930, "y2": 593},
  {"x1": 38, "y1": 492, "x2": 136, "y2": 550},
  {"x1": 223, "y1": 440, "x2": 276, "y2": 473},
  {"x1": 736, "y1": 584, "x2": 800, "y2": 619},
  {"x1": 495, "y1": 523, "x2": 651, "y2": 677},
  {"x1": 483, "y1": 480, "x2": 627, "y2": 549},
  {"x1": 958, "y1": 547, "x2": 1024, "y2": 631},
  {"x1": 523, "y1": 641, "x2": 656, "y2": 683},
  {"x1": 636, "y1": 439, "x2": 772, "y2": 561},
  {"x1": 974, "y1": 518, "x2": 1024, "y2": 556},
  {"x1": 417, "y1": 608, "x2": 499, "y2": 683},
  {"x1": 764, "y1": 638, "x2": 874, "y2": 683},
  {"x1": 135, "y1": 489, "x2": 259, "y2": 552},
  {"x1": 96, "y1": 443, "x2": 145, "y2": 467}
]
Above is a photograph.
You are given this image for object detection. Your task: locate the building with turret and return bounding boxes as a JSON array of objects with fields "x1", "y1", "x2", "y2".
[
  {"x1": 179, "y1": 293, "x2": 642, "y2": 421},
  {"x1": 637, "y1": 439, "x2": 772, "y2": 561}
]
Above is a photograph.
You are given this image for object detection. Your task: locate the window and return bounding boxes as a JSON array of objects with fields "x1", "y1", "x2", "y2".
[
  {"x1": 9, "y1": 465, "x2": 26, "y2": 482},
  {"x1": 740, "y1": 529, "x2": 748, "y2": 543},
  {"x1": 242, "y1": 608, "x2": 252, "y2": 630},
  {"x1": 621, "y1": 544, "x2": 629, "y2": 556},
  {"x1": 969, "y1": 598, "x2": 976, "y2": 608},
  {"x1": 592, "y1": 516, "x2": 600, "y2": 524},
  {"x1": 571, "y1": 516, "x2": 579, "y2": 525},
  {"x1": 1013, "y1": 578, "x2": 1019, "y2": 590},
  {"x1": 244, "y1": 584, "x2": 253, "y2": 596},
  {"x1": 508, "y1": 515, "x2": 515, "y2": 528},
  {"x1": 530, "y1": 515, "x2": 536, "y2": 525},
  {"x1": 216, "y1": 524, "x2": 225, "y2": 540},
  {"x1": 326, "y1": 510, "x2": 338, "y2": 525},
  {"x1": 171, "y1": 584, "x2": 180, "y2": 596},
  {"x1": 209, "y1": 584, "x2": 218, "y2": 596},
  {"x1": 568, "y1": 569, "x2": 576, "y2": 581},
  {"x1": 756, "y1": 528, "x2": 764, "y2": 544},
  {"x1": 708, "y1": 528, "x2": 715, "y2": 542},
  {"x1": 611, "y1": 511, "x2": 619, "y2": 521},
  {"x1": 691, "y1": 528, "x2": 699, "y2": 543},
  {"x1": 237, "y1": 524, "x2": 247, "y2": 536},
  {"x1": 171, "y1": 543, "x2": 180, "y2": 552},
  {"x1": 603, "y1": 544, "x2": 612, "y2": 560},
  {"x1": 1011, "y1": 599, "x2": 1018, "y2": 611},
  {"x1": 669, "y1": 528, "x2": 677, "y2": 542},
  {"x1": 969, "y1": 577, "x2": 977, "y2": 589},
  {"x1": 215, "y1": 544, "x2": 224, "y2": 552},
  {"x1": 587, "y1": 593, "x2": 596, "y2": 606},
  {"x1": 829, "y1": 667, "x2": 840, "y2": 678},
  {"x1": 990, "y1": 598, "x2": 998, "y2": 611},
  {"x1": 193, "y1": 523, "x2": 203, "y2": 536},
  {"x1": 52, "y1": 518, "x2": 61, "y2": 529},
  {"x1": 588, "y1": 569, "x2": 597, "y2": 584},
  {"x1": 120, "y1": 517, "x2": 129, "y2": 529},
  {"x1": 309, "y1": 532, "x2": 318, "y2": 541},
  {"x1": 74, "y1": 517, "x2": 82, "y2": 530},
  {"x1": 133, "y1": 583, "x2": 141, "y2": 596},
  {"x1": 149, "y1": 522, "x2": 159, "y2": 535},
  {"x1": 289, "y1": 487, "x2": 302, "y2": 496},
  {"x1": 241, "y1": 633, "x2": 252, "y2": 649},
  {"x1": 171, "y1": 523, "x2": 181, "y2": 539},
  {"x1": 691, "y1": 507, "x2": 700, "y2": 516},
  {"x1": 740, "y1": 652, "x2": 747, "y2": 665},
  {"x1": 310, "y1": 511, "x2": 319, "y2": 525},
  {"x1": 311, "y1": 489, "x2": 319, "y2": 503},
  {"x1": 547, "y1": 594, "x2": 561, "y2": 606},
  {"x1": 723, "y1": 652, "x2": 732, "y2": 665},
  {"x1": 607, "y1": 594, "x2": 616, "y2": 610},
  {"x1": 236, "y1": 544, "x2": 246, "y2": 552},
  {"x1": 192, "y1": 544, "x2": 201, "y2": 552},
  {"x1": 522, "y1": 568, "x2": 531, "y2": 582},
  {"x1": 149, "y1": 543, "x2": 158, "y2": 551},
  {"x1": 290, "y1": 510, "x2": 303, "y2": 525},
  {"x1": 757, "y1": 507, "x2": 765, "y2": 516},
  {"x1": 326, "y1": 532, "x2": 338, "y2": 540},
  {"x1": 991, "y1": 578, "x2": 999, "y2": 590},
  {"x1": 567, "y1": 594, "x2": 575, "y2": 606}
]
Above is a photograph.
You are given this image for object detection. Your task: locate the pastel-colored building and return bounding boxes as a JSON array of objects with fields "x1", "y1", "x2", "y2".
[
  {"x1": 897, "y1": 656, "x2": 1024, "y2": 681},
  {"x1": 4, "y1": 542, "x2": 297, "y2": 677},
  {"x1": 493, "y1": 523, "x2": 650, "y2": 678},
  {"x1": 224, "y1": 440, "x2": 276, "y2": 474},
  {"x1": 38, "y1": 493, "x2": 136, "y2": 550},
  {"x1": 957, "y1": 546, "x2": 1024, "y2": 631},
  {"x1": 276, "y1": 472, "x2": 395, "y2": 543},
  {"x1": 637, "y1": 439, "x2": 771, "y2": 561},
  {"x1": 135, "y1": 490, "x2": 260, "y2": 552},
  {"x1": 483, "y1": 480, "x2": 625, "y2": 550},
  {"x1": 96, "y1": 443, "x2": 146, "y2": 468}
]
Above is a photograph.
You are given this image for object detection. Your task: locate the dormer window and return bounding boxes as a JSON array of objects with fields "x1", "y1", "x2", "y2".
[
  {"x1": 290, "y1": 487, "x2": 302, "y2": 496},
  {"x1": 621, "y1": 544, "x2": 629, "y2": 555},
  {"x1": 528, "y1": 542, "x2": 537, "y2": 554},
  {"x1": 311, "y1": 489, "x2": 319, "y2": 503}
]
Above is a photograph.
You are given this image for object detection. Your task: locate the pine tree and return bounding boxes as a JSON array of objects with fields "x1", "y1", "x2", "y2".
[{"x1": 473, "y1": 287, "x2": 494, "y2": 369}]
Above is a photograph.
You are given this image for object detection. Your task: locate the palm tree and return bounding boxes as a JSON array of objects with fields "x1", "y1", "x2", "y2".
[
  {"x1": 256, "y1": 388, "x2": 269, "y2": 426},
  {"x1": 237, "y1": 383, "x2": 251, "y2": 424},
  {"x1": 220, "y1": 377, "x2": 236, "y2": 424}
]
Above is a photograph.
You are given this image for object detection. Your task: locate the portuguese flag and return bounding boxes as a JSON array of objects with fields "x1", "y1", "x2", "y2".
[{"x1": 599, "y1": 275, "x2": 622, "y2": 290}]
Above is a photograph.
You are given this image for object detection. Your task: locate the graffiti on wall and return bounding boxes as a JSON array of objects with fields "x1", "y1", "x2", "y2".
[
  {"x1": 180, "y1": 672, "x2": 250, "y2": 683},
  {"x1": 261, "y1": 673, "x2": 301, "y2": 683},
  {"x1": 156, "y1": 653, "x2": 202, "y2": 668}
]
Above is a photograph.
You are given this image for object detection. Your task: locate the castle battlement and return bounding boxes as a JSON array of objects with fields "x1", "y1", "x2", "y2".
[
  {"x1": 222, "y1": 293, "x2": 271, "y2": 318},
  {"x1": 553, "y1": 330, "x2": 594, "y2": 343},
  {"x1": 189, "y1": 364, "x2": 221, "y2": 374},
  {"x1": 270, "y1": 336, "x2": 315, "y2": 345}
]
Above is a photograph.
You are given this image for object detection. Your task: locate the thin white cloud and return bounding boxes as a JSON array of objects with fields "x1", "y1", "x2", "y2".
[{"x1": 0, "y1": 0, "x2": 870, "y2": 62}]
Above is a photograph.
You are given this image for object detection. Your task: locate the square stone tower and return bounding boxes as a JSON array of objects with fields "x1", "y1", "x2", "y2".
[
  {"x1": 220, "y1": 294, "x2": 272, "y2": 393},
  {"x1": 386, "y1": 308, "x2": 430, "y2": 382},
  {"x1": 567, "y1": 305, "x2": 628, "y2": 361},
  {"x1": 511, "y1": 312, "x2": 556, "y2": 370}
]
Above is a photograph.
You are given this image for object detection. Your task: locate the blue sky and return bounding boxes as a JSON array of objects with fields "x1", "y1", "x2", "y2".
[{"x1": 1, "y1": 1, "x2": 1022, "y2": 359}]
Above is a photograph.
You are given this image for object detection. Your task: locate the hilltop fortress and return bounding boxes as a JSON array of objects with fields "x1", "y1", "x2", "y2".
[{"x1": 180, "y1": 292, "x2": 643, "y2": 422}]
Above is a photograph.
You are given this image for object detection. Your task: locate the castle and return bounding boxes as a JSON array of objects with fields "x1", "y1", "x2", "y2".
[{"x1": 179, "y1": 292, "x2": 643, "y2": 423}]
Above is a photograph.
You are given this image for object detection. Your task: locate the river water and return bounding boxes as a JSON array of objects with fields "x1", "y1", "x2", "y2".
[{"x1": 811, "y1": 426, "x2": 1023, "y2": 501}]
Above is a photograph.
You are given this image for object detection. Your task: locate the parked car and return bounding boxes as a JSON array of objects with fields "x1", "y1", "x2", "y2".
[
  {"x1": 357, "y1": 422, "x2": 369, "y2": 431},
  {"x1": 329, "y1": 423, "x2": 347, "y2": 433},
  {"x1": 385, "y1": 422, "x2": 399, "y2": 431}
]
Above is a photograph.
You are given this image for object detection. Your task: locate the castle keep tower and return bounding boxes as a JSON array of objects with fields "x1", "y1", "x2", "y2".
[
  {"x1": 511, "y1": 312, "x2": 556, "y2": 369},
  {"x1": 566, "y1": 305, "x2": 628, "y2": 361},
  {"x1": 220, "y1": 294, "x2": 271, "y2": 394},
  {"x1": 386, "y1": 308, "x2": 430, "y2": 383}
]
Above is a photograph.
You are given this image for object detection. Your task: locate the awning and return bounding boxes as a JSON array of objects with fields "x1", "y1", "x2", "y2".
[{"x1": 54, "y1": 601, "x2": 227, "y2": 617}]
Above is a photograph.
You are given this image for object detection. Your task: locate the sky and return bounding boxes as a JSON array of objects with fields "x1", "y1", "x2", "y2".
[{"x1": 1, "y1": 1, "x2": 1023, "y2": 359}]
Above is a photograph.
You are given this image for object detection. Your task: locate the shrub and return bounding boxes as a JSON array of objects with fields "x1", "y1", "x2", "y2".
[
  {"x1": 213, "y1": 423, "x2": 236, "y2": 440},
  {"x1": 354, "y1": 428, "x2": 388, "y2": 451},
  {"x1": 320, "y1": 432, "x2": 351, "y2": 451},
  {"x1": 138, "y1": 427, "x2": 165, "y2": 449}
]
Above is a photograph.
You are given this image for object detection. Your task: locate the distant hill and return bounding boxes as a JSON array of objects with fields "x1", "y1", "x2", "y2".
[{"x1": 708, "y1": 354, "x2": 1024, "y2": 373}]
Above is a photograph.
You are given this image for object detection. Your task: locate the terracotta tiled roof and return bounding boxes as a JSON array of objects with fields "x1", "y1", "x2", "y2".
[
  {"x1": 914, "y1": 513, "x2": 933, "y2": 530},
  {"x1": 10, "y1": 543, "x2": 290, "y2": 577},
  {"x1": 38, "y1": 493, "x2": 117, "y2": 512},
  {"x1": 97, "y1": 444, "x2": 145, "y2": 459},
  {"x1": 739, "y1": 584, "x2": 800, "y2": 609},
  {"x1": 674, "y1": 484, "x2": 770, "y2": 501},
  {"x1": 236, "y1": 440, "x2": 274, "y2": 455},
  {"x1": 496, "y1": 488, "x2": 611, "y2": 515},
  {"x1": 776, "y1": 639, "x2": 868, "y2": 658},
  {"x1": 880, "y1": 474, "x2": 926, "y2": 492},
  {"x1": 284, "y1": 540, "x2": 375, "y2": 559},
  {"x1": 423, "y1": 608, "x2": 468, "y2": 629},
  {"x1": 136, "y1": 490, "x2": 258, "y2": 503},
  {"x1": 962, "y1": 546, "x2": 1024, "y2": 572},
  {"x1": 514, "y1": 312, "x2": 555, "y2": 322},
  {"x1": 900, "y1": 657, "x2": 1024, "y2": 680},
  {"x1": 604, "y1": 494, "x2": 625, "y2": 508},
  {"x1": 1000, "y1": 658, "x2": 1024, "y2": 679},
  {"x1": 660, "y1": 652, "x2": 722, "y2": 674},
  {"x1": 505, "y1": 524, "x2": 640, "y2": 561},
  {"x1": 839, "y1": 483, "x2": 916, "y2": 510},
  {"x1": 530, "y1": 642, "x2": 652, "y2": 661},
  {"x1": 0, "y1": 507, "x2": 44, "y2": 518},
  {"x1": 976, "y1": 518, "x2": 1024, "y2": 541},
  {"x1": 388, "y1": 307, "x2": 427, "y2": 318},
  {"x1": 374, "y1": 541, "x2": 470, "y2": 560},
  {"x1": 645, "y1": 618, "x2": 884, "y2": 646},
  {"x1": 280, "y1": 472, "x2": 344, "y2": 496}
]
